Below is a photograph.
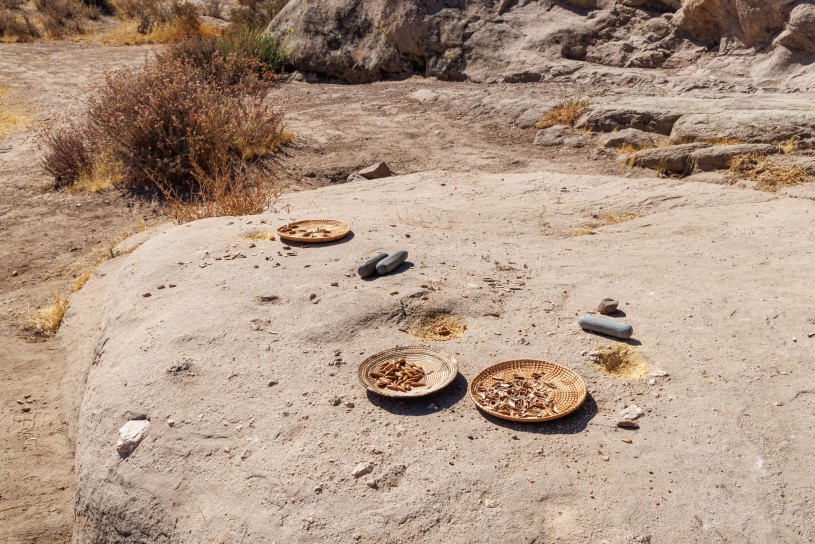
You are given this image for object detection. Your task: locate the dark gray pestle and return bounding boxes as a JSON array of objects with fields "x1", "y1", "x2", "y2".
[
  {"x1": 376, "y1": 250, "x2": 408, "y2": 275},
  {"x1": 357, "y1": 252, "x2": 388, "y2": 278},
  {"x1": 578, "y1": 315, "x2": 633, "y2": 339}
]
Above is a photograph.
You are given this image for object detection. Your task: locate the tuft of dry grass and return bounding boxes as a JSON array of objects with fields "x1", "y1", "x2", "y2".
[
  {"x1": 0, "y1": 87, "x2": 30, "y2": 138},
  {"x1": 98, "y1": 16, "x2": 222, "y2": 44},
  {"x1": 779, "y1": 136, "x2": 800, "y2": 155},
  {"x1": 68, "y1": 149, "x2": 123, "y2": 192},
  {"x1": 537, "y1": 96, "x2": 591, "y2": 129},
  {"x1": 409, "y1": 312, "x2": 466, "y2": 342},
  {"x1": 591, "y1": 344, "x2": 648, "y2": 379},
  {"x1": 73, "y1": 270, "x2": 92, "y2": 291},
  {"x1": 165, "y1": 166, "x2": 279, "y2": 223},
  {"x1": 594, "y1": 211, "x2": 638, "y2": 225},
  {"x1": 241, "y1": 230, "x2": 274, "y2": 241},
  {"x1": 616, "y1": 143, "x2": 639, "y2": 156},
  {"x1": 71, "y1": 221, "x2": 148, "y2": 292},
  {"x1": 29, "y1": 291, "x2": 69, "y2": 336},
  {"x1": 569, "y1": 228, "x2": 596, "y2": 236},
  {"x1": 728, "y1": 153, "x2": 811, "y2": 192}
]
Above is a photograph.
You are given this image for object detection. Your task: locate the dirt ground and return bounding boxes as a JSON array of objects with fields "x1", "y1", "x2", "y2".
[
  {"x1": 0, "y1": 42, "x2": 641, "y2": 544},
  {"x1": 2, "y1": 41, "x2": 814, "y2": 543}
]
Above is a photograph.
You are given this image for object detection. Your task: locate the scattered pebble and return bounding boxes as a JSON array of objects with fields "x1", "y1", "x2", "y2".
[
  {"x1": 622, "y1": 437, "x2": 633, "y2": 444},
  {"x1": 597, "y1": 298, "x2": 619, "y2": 315},
  {"x1": 330, "y1": 282, "x2": 339, "y2": 287},
  {"x1": 142, "y1": 292, "x2": 152, "y2": 298},
  {"x1": 116, "y1": 420, "x2": 150, "y2": 456},
  {"x1": 309, "y1": 293, "x2": 317, "y2": 300},
  {"x1": 21, "y1": 407, "x2": 31, "y2": 413},
  {"x1": 267, "y1": 380, "x2": 278, "y2": 387},
  {"x1": 11, "y1": 270, "x2": 18, "y2": 277},
  {"x1": 617, "y1": 420, "x2": 640, "y2": 429},
  {"x1": 352, "y1": 462, "x2": 373, "y2": 478},
  {"x1": 619, "y1": 405, "x2": 644, "y2": 421}
]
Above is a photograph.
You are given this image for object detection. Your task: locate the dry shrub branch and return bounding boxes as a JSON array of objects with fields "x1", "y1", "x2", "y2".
[
  {"x1": 537, "y1": 96, "x2": 591, "y2": 129},
  {"x1": 42, "y1": 32, "x2": 289, "y2": 220}
]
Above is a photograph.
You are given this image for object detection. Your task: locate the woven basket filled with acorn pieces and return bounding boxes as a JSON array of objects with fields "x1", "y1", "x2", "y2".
[
  {"x1": 358, "y1": 346, "x2": 459, "y2": 398},
  {"x1": 469, "y1": 360, "x2": 587, "y2": 422},
  {"x1": 276, "y1": 220, "x2": 351, "y2": 243}
]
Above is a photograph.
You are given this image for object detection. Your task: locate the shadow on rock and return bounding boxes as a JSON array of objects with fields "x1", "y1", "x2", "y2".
[
  {"x1": 283, "y1": 231, "x2": 355, "y2": 248},
  {"x1": 365, "y1": 372, "x2": 468, "y2": 416},
  {"x1": 582, "y1": 330, "x2": 642, "y2": 346},
  {"x1": 475, "y1": 393, "x2": 598, "y2": 435},
  {"x1": 360, "y1": 261, "x2": 414, "y2": 280}
]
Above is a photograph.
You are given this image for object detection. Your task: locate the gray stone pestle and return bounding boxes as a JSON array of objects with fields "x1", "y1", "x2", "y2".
[{"x1": 578, "y1": 315, "x2": 633, "y2": 339}]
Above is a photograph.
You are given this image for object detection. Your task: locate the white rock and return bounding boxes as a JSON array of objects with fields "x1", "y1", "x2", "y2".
[
  {"x1": 116, "y1": 420, "x2": 150, "y2": 456},
  {"x1": 619, "y1": 405, "x2": 644, "y2": 421},
  {"x1": 352, "y1": 462, "x2": 373, "y2": 478}
]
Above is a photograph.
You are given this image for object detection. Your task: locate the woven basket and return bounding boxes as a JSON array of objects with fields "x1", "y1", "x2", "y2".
[
  {"x1": 469, "y1": 360, "x2": 587, "y2": 422},
  {"x1": 276, "y1": 220, "x2": 351, "y2": 244},
  {"x1": 359, "y1": 346, "x2": 459, "y2": 398}
]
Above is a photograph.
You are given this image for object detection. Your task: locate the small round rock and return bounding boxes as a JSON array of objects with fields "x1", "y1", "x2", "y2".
[{"x1": 598, "y1": 298, "x2": 619, "y2": 315}]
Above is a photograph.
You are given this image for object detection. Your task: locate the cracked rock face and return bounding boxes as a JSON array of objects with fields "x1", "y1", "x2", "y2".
[{"x1": 266, "y1": 0, "x2": 814, "y2": 84}]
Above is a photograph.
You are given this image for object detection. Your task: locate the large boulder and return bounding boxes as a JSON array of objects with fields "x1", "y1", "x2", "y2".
[
  {"x1": 674, "y1": 0, "x2": 799, "y2": 49},
  {"x1": 670, "y1": 111, "x2": 815, "y2": 143},
  {"x1": 266, "y1": 0, "x2": 815, "y2": 84},
  {"x1": 689, "y1": 143, "x2": 778, "y2": 171},
  {"x1": 265, "y1": 0, "x2": 642, "y2": 82},
  {"x1": 632, "y1": 142, "x2": 709, "y2": 173},
  {"x1": 577, "y1": 106, "x2": 682, "y2": 135},
  {"x1": 600, "y1": 128, "x2": 659, "y2": 149},
  {"x1": 774, "y1": 3, "x2": 815, "y2": 54}
]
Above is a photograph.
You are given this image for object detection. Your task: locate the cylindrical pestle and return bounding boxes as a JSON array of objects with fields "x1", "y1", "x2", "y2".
[
  {"x1": 578, "y1": 315, "x2": 633, "y2": 339},
  {"x1": 357, "y1": 252, "x2": 388, "y2": 278},
  {"x1": 376, "y1": 250, "x2": 408, "y2": 275}
]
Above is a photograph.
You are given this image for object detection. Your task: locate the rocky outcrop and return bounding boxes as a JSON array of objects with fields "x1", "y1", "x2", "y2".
[
  {"x1": 670, "y1": 111, "x2": 815, "y2": 143},
  {"x1": 267, "y1": 0, "x2": 815, "y2": 84},
  {"x1": 576, "y1": 107, "x2": 682, "y2": 135},
  {"x1": 674, "y1": 0, "x2": 798, "y2": 49}
]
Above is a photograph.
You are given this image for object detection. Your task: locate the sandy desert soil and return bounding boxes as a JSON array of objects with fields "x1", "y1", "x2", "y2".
[{"x1": 2, "y1": 39, "x2": 815, "y2": 542}]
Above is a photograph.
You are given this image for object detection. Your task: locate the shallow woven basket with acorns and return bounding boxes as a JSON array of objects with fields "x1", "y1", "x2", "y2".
[
  {"x1": 469, "y1": 360, "x2": 587, "y2": 422},
  {"x1": 358, "y1": 346, "x2": 459, "y2": 398},
  {"x1": 276, "y1": 220, "x2": 350, "y2": 243}
]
